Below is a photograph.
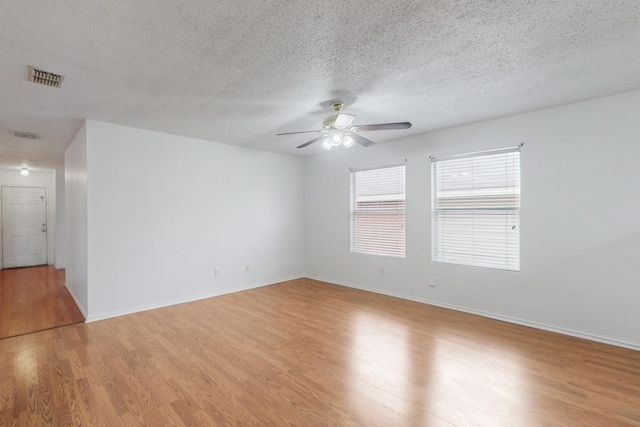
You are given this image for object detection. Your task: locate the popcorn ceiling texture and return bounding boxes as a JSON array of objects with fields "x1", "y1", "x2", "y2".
[{"x1": 1, "y1": 0, "x2": 640, "y2": 168}]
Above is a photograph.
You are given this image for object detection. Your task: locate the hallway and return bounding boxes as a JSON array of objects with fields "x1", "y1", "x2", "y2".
[{"x1": 0, "y1": 265, "x2": 84, "y2": 340}]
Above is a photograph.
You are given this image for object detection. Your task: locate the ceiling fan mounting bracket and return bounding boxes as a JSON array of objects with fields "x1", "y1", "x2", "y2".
[{"x1": 331, "y1": 102, "x2": 344, "y2": 113}]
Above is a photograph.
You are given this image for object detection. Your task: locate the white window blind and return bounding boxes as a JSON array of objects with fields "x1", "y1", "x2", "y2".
[
  {"x1": 351, "y1": 164, "x2": 406, "y2": 257},
  {"x1": 431, "y1": 147, "x2": 520, "y2": 271}
]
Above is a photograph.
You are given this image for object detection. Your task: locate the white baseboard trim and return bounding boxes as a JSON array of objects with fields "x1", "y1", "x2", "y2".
[
  {"x1": 65, "y1": 283, "x2": 88, "y2": 320},
  {"x1": 84, "y1": 275, "x2": 304, "y2": 323},
  {"x1": 306, "y1": 275, "x2": 640, "y2": 353}
]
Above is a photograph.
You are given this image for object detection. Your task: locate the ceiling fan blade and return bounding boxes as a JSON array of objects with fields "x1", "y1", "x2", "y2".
[
  {"x1": 297, "y1": 134, "x2": 328, "y2": 149},
  {"x1": 334, "y1": 113, "x2": 356, "y2": 128},
  {"x1": 356, "y1": 122, "x2": 412, "y2": 131},
  {"x1": 276, "y1": 130, "x2": 322, "y2": 136},
  {"x1": 348, "y1": 133, "x2": 376, "y2": 147}
]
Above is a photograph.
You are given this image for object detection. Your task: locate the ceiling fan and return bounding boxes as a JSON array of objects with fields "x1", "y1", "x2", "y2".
[{"x1": 276, "y1": 102, "x2": 412, "y2": 150}]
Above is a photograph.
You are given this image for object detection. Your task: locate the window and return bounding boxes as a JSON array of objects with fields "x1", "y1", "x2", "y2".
[
  {"x1": 351, "y1": 164, "x2": 406, "y2": 257},
  {"x1": 431, "y1": 146, "x2": 520, "y2": 271}
]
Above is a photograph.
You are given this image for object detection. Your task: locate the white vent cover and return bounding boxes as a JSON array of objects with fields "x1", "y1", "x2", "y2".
[
  {"x1": 28, "y1": 65, "x2": 64, "y2": 88},
  {"x1": 11, "y1": 130, "x2": 39, "y2": 139}
]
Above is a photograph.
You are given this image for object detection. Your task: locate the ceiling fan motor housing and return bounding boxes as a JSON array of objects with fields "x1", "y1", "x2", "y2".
[
  {"x1": 323, "y1": 116, "x2": 337, "y2": 130},
  {"x1": 323, "y1": 102, "x2": 344, "y2": 129}
]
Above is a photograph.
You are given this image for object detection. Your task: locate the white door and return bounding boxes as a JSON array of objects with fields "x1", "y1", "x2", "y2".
[{"x1": 1, "y1": 187, "x2": 48, "y2": 268}]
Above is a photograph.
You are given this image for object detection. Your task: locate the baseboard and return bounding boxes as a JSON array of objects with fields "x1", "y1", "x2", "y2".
[
  {"x1": 65, "y1": 283, "x2": 88, "y2": 320},
  {"x1": 306, "y1": 275, "x2": 640, "y2": 353},
  {"x1": 84, "y1": 275, "x2": 304, "y2": 323}
]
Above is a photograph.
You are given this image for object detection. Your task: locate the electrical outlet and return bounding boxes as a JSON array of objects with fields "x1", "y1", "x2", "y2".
[
  {"x1": 380, "y1": 267, "x2": 385, "y2": 275},
  {"x1": 214, "y1": 269, "x2": 220, "y2": 277},
  {"x1": 428, "y1": 276, "x2": 436, "y2": 287}
]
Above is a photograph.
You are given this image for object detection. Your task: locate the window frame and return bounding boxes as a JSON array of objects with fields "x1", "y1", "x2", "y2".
[
  {"x1": 431, "y1": 146, "x2": 521, "y2": 271},
  {"x1": 350, "y1": 163, "x2": 406, "y2": 258}
]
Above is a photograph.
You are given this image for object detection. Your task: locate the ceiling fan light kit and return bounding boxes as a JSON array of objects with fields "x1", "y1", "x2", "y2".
[
  {"x1": 276, "y1": 101, "x2": 411, "y2": 150},
  {"x1": 321, "y1": 130, "x2": 355, "y2": 150}
]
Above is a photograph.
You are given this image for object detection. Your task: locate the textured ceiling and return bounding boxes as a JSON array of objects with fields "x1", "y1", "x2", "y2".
[{"x1": 1, "y1": 0, "x2": 640, "y2": 170}]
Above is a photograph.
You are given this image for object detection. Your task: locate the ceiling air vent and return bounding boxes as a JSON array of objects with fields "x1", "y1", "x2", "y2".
[
  {"x1": 11, "y1": 130, "x2": 39, "y2": 139},
  {"x1": 28, "y1": 65, "x2": 64, "y2": 88}
]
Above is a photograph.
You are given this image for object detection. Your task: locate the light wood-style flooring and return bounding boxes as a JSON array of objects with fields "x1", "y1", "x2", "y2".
[
  {"x1": 0, "y1": 266, "x2": 84, "y2": 340},
  {"x1": 0, "y1": 278, "x2": 639, "y2": 426}
]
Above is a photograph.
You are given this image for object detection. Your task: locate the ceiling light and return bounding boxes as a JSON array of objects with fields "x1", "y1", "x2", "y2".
[
  {"x1": 20, "y1": 167, "x2": 29, "y2": 176},
  {"x1": 331, "y1": 131, "x2": 342, "y2": 144},
  {"x1": 343, "y1": 135, "x2": 354, "y2": 148},
  {"x1": 321, "y1": 131, "x2": 357, "y2": 150}
]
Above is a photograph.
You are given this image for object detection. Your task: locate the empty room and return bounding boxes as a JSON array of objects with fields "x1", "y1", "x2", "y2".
[{"x1": 1, "y1": 1, "x2": 639, "y2": 426}]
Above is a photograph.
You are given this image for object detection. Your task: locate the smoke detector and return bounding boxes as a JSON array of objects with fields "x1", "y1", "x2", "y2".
[
  {"x1": 28, "y1": 65, "x2": 64, "y2": 88},
  {"x1": 11, "y1": 130, "x2": 39, "y2": 139}
]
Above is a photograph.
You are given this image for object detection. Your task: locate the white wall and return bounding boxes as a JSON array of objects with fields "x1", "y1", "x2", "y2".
[
  {"x1": 305, "y1": 89, "x2": 640, "y2": 350},
  {"x1": 0, "y1": 169, "x2": 56, "y2": 269},
  {"x1": 84, "y1": 121, "x2": 305, "y2": 321},
  {"x1": 54, "y1": 168, "x2": 66, "y2": 269},
  {"x1": 65, "y1": 122, "x2": 89, "y2": 316}
]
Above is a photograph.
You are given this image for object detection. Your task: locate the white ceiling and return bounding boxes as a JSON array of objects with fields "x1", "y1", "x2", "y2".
[{"x1": 2, "y1": 1, "x2": 640, "y2": 171}]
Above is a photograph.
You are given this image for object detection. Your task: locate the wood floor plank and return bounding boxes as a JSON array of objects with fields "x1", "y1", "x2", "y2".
[
  {"x1": 0, "y1": 266, "x2": 84, "y2": 340},
  {"x1": 1, "y1": 277, "x2": 639, "y2": 425}
]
